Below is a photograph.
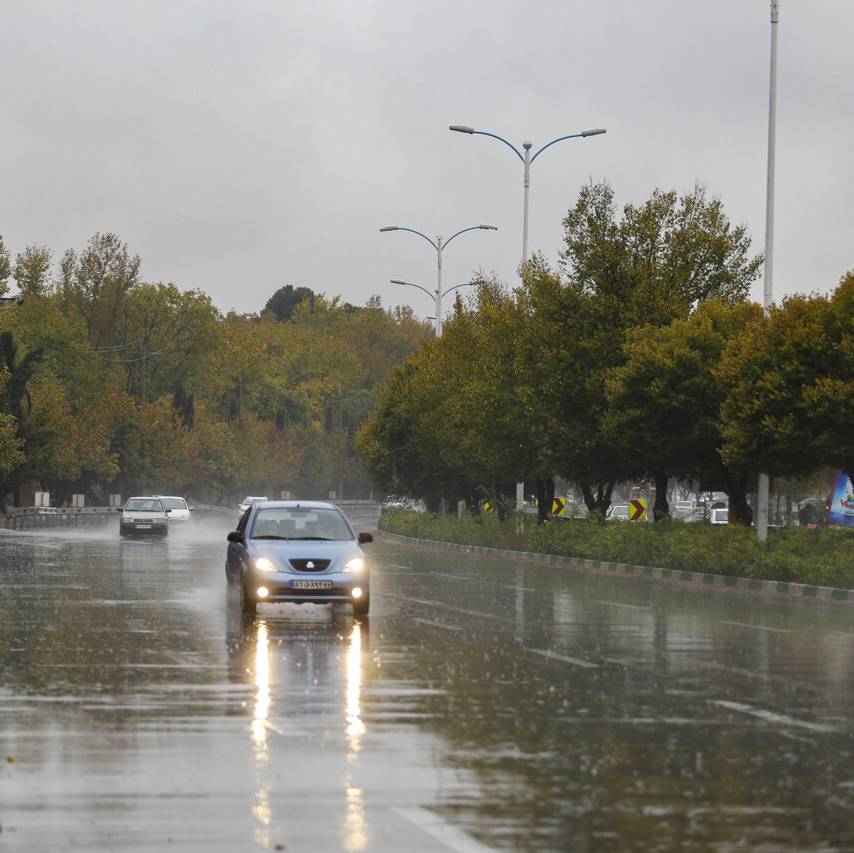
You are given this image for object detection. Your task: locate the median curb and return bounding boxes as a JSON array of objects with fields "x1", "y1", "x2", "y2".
[{"x1": 378, "y1": 531, "x2": 854, "y2": 605}]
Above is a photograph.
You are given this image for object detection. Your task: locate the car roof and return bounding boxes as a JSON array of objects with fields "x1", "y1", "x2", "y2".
[
  {"x1": 153, "y1": 495, "x2": 186, "y2": 501},
  {"x1": 127, "y1": 496, "x2": 164, "y2": 501},
  {"x1": 249, "y1": 500, "x2": 340, "y2": 510}
]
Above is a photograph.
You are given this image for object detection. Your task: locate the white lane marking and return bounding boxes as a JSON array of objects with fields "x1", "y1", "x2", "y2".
[
  {"x1": 524, "y1": 647, "x2": 599, "y2": 669},
  {"x1": 380, "y1": 592, "x2": 496, "y2": 621},
  {"x1": 432, "y1": 572, "x2": 473, "y2": 581},
  {"x1": 386, "y1": 562, "x2": 414, "y2": 569},
  {"x1": 720, "y1": 620, "x2": 792, "y2": 634},
  {"x1": 712, "y1": 700, "x2": 837, "y2": 733},
  {"x1": 393, "y1": 806, "x2": 496, "y2": 853},
  {"x1": 504, "y1": 585, "x2": 539, "y2": 593},
  {"x1": 829, "y1": 630, "x2": 854, "y2": 640},
  {"x1": 414, "y1": 618, "x2": 462, "y2": 633},
  {"x1": 592, "y1": 599, "x2": 650, "y2": 611}
]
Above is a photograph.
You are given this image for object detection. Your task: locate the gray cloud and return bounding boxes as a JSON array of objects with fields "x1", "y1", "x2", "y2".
[{"x1": 1, "y1": 0, "x2": 852, "y2": 315}]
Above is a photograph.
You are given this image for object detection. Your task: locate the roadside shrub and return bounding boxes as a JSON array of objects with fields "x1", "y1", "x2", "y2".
[{"x1": 379, "y1": 512, "x2": 854, "y2": 589}]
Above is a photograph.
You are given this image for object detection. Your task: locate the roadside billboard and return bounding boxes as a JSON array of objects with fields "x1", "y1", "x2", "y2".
[{"x1": 827, "y1": 471, "x2": 854, "y2": 528}]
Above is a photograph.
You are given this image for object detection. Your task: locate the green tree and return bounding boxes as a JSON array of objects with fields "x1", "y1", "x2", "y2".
[
  {"x1": 13, "y1": 245, "x2": 52, "y2": 298},
  {"x1": 0, "y1": 236, "x2": 11, "y2": 296},
  {"x1": 263, "y1": 284, "x2": 316, "y2": 322},
  {"x1": 604, "y1": 300, "x2": 762, "y2": 522}
]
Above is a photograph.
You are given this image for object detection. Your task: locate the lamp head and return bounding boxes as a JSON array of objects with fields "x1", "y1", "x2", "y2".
[
  {"x1": 379, "y1": 226, "x2": 399, "y2": 232},
  {"x1": 449, "y1": 125, "x2": 475, "y2": 134},
  {"x1": 581, "y1": 128, "x2": 607, "y2": 137},
  {"x1": 479, "y1": 225, "x2": 498, "y2": 230}
]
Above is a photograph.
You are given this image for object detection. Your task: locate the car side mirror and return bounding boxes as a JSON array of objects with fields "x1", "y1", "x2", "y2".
[
  {"x1": 165, "y1": 508, "x2": 172, "y2": 514},
  {"x1": 115, "y1": 507, "x2": 123, "y2": 512},
  {"x1": 188, "y1": 507, "x2": 195, "y2": 512},
  {"x1": 357, "y1": 532, "x2": 373, "y2": 544},
  {"x1": 227, "y1": 531, "x2": 243, "y2": 543}
]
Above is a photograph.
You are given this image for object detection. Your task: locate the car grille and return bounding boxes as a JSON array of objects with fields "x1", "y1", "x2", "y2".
[{"x1": 289, "y1": 559, "x2": 332, "y2": 573}]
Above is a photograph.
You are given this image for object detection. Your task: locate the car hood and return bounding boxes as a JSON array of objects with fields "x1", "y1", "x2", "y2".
[{"x1": 246, "y1": 538, "x2": 363, "y2": 572}]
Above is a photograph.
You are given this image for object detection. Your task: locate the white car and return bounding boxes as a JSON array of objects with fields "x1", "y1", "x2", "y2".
[
  {"x1": 606, "y1": 504, "x2": 630, "y2": 521},
  {"x1": 710, "y1": 507, "x2": 729, "y2": 525},
  {"x1": 154, "y1": 495, "x2": 192, "y2": 523},
  {"x1": 239, "y1": 496, "x2": 268, "y2": 515},
  {"x1": 119, "y1": 497, "x2": 169, "y2": 537}
]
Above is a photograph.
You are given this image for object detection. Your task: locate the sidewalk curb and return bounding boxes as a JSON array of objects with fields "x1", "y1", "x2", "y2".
[{"x1": 379, "y1": 531, "x2": 854, "y2": 605}]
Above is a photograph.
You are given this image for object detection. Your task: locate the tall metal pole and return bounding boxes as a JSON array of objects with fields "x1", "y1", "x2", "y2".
[
  {"x1": 436, "y1": 236, "x2": 444, "y2": 336},
  {"x1": 757, "y1": 0, "x2": 779, "y2": 544},
  {"x1": 521, "y1": 142, "x2": 532, "y2": 266}
]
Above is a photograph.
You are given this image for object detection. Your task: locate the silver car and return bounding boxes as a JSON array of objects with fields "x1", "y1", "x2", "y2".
[{"x1": 225, "y1": 501, "x2": 372, "y2": 617}]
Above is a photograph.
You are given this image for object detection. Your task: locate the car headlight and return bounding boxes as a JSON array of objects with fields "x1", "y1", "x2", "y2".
[
  {"x1": 254, "y1": 557, "x2": 277, "y2": 572},
  {"x1": 344, "y1": 557, "x2": 365, "y2": 574}
]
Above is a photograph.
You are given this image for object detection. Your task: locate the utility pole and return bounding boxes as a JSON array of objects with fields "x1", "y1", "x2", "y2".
[{"x1": 757, "y1": 0, "x2": 780, "y2": 543}]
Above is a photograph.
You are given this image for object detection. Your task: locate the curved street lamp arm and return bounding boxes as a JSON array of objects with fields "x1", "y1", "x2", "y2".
[
  {"x1": 441, "y1": 281, "x2": 477, "y2": 299},
  {"x1": 385, "y1": 227, "x2": 438, "y2": 250},
  {"x1": 442, "y1": 224, "x2": 496, "y2": 249},
  {"x1": 530, "y1": 132, "x2": 585, "y2": 163},
  {"x1": 390, "y1": 279, "x2": 436, "y2": 300},
  {"x1": 472, "y1": 130, "x2": 525, "y2": 162}
]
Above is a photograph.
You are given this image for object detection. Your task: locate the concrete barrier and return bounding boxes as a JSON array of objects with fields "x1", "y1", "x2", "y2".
[{"x1": 5, "y1": 506, "x2": 118, "y2": 530}]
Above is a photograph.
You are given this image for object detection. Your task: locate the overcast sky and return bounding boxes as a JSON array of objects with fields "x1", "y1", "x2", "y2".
[{"x1": 1, "y1": 1, "x2": 852, "y2": 317}]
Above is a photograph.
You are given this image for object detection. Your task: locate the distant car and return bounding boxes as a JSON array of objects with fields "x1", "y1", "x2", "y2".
[
  {"x1": 225, "y1": 500, "x2": 373, "y2": 617},
  {"x1": 673, "y1": 500, "x2": 695, "y2": 516},
  {"x1": 710, "y1": 507, "x2": 729, "y2": 525},
  {"x1": 238, "y1": 495, "x2": 268, "y2": 515},
  {"x1": 153, "y1": 495, "x2": 192, "y2": 523},
  {"x1": 119, "y1": 496, "x2": 169, "y2": 536},
  {"x1": 606, "y1": 504, "x2": 630, "y2": 521}
]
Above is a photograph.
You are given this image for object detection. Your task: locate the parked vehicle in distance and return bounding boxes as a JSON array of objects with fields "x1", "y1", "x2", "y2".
[
  {"x1": 710, "y1": 507, "x2": 729, "y2": 525},
  {"x1": 225, "y1": 501, "x2": 372, "y2": 617},
  {"x1": 673, "y1": 500, "x2": 695, "y2": 516},
  {"x1": 154, "y1": 495, "x2": 192, "y2": 523},
  {"x1": 606, "y1": 504, "x2": 630, "y2": 521},
  {"x1": 119, "y1": 496, "x2": 170, "y2": 536},
  {"x1": 238, "y1": 495, "x2": 268, "y2": 515}
]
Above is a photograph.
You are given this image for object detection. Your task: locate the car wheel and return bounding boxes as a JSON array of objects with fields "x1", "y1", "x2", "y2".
[
  {"x1": 241, "y1": 581, "x2": 257, "y2": 615},
  {"x1": 353, "y1": 596, "x2": 370, "y2": 619}
]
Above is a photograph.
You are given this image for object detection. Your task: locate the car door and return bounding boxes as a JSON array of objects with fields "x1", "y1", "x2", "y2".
[{"x1": 226, "y1": 509, "x2": 251, "y2": 581}]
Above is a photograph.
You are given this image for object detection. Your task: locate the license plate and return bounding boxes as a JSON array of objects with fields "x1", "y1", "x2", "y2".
[
  {"x1": 136, "y1": 524, "x2": 151, "y2": 529},
  {"x1": 291, "y1": 580, "x2": 333, "y2": 590}
]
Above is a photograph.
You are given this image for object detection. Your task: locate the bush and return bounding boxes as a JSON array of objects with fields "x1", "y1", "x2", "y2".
[{"x1": 379, "y1": 511, "x2": 854, "y2": 589}]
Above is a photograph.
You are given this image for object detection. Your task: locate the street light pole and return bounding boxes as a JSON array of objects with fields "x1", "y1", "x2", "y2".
[
  {"x1": 450, "y1": 123, "x2": 605, "y2": 517},
  {"x1": 390, "y1": 278, "x2": 479, "y2": 332},
  {"x1": 449, "y1": 124, "x2": 605, "y2": 267},
  {"x1": 380, "y1": 224, "x2": 497, "y2": 336},
  {"x1": 757, "y1": 0, "x2": 780, "y2": 544}
]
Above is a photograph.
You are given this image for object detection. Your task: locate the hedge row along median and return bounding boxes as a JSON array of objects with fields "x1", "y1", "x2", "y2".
[{"x1": 379, "y1": 511, "x2": 854, "y2": 591}]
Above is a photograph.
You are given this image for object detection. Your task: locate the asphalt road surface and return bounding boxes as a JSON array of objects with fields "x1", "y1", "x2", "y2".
[{"x1": 1, "y1": 522, "x2": 853, "y2": 851}]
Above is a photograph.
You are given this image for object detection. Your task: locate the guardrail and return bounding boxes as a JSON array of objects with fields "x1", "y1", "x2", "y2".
[{"x1": 5, "y1": 506, "x2": 119, "y2": 530}]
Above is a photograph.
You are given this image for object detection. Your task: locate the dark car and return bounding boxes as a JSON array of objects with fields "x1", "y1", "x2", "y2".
[{"x1": 225, "y1": 501, "x2": 372, "y2": 617}]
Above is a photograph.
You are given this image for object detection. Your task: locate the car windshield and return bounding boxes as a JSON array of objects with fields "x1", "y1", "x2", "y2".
[
  {"x1": 716, "y1": 510, "x2": 729, "y2": 521},
  {"x1": 249, "y1": 507, "x2": 352, "y2": 541},
  {"x1": 160, "y1": 498, "x2": 187, "y2": 510},
  {"x1": 126, "y1": 499, "x2": 163, "y2": 512}
]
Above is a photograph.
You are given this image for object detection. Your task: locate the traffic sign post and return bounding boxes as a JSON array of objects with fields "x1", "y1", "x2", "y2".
[{"x1": 629, "y1": 499, "x2": 647, "y2": 522}]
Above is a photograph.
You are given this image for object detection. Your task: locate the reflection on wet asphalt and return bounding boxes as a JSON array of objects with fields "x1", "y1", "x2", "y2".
[{"x1": 1, "y1": 524, "x2": 853, "y2": 851}]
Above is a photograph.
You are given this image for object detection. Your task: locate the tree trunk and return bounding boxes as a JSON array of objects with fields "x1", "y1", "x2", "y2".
[
  {"x1": 724, "y1": 471, "x2": 753, "y2": 526},
  {"x1": 581, "y1": 481, "x2": 615, "y2": 518},
  {"x1": 535, "y1": 477, "x2": 556, "y2": 524},
  {"x1": 653, "y1": 470, "x2": 670, "y2": 522}
]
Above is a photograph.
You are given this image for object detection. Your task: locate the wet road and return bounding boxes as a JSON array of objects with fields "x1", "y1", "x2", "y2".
[{"x1": 1, "y1": 524, "x2": 853, "y2": 852}]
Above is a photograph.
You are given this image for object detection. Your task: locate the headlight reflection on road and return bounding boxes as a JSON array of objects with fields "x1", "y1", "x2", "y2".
[
  {"x1": 251, "y1": 621, "x2": 272, "y2": 848},
  {"x1": 344, "y1": 624, "x2": 367, "y2": 850},
  {"x1": 346, "y1": 623, "x2": 365, "y2": 744}
]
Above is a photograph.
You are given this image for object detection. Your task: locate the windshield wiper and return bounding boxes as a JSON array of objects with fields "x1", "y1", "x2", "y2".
[
  {"x1": 251, "y1": 534, "x2": 290, "y2": 540},
  {"x1": 288, "y1": 536, "x2": 334, "y2": 541}
]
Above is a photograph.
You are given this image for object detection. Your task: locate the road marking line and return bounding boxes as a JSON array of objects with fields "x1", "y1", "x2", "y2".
[
  {"x1": 591, "y1": 599, "x2": 650, "y2": 611},
  {"x1": 386, "y1": 563, "x2": 414, "y2": 569},
  {"x1": 524, "y1": 647, "x2": 599, "y2": 669},
  {"x1": 712, "y1": 700, "x2": 837, "y2": 733},
  {"x1": 432, "y1": 572, "x2": 473, "y2": 581},
  {"x1": 381, "y1": 592, "x2": 496, "y2": 620},
  {"x1": 504, "y1": 585, "x2": 539, "y2": 593},
  {"x1": 414, "y1": 618, "x2": 462, "y2": 632},
  {"x1": 720, "y1": 620, "x2": 792, "y2": 634},
  {"x1": 393, "y1": 807, "x2": 496, "y2": 853}
]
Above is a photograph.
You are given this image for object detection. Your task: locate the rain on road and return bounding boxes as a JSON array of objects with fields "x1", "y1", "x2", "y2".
[{"x1": 1, "y1": 522, "x2": 853, "y2": 851}]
